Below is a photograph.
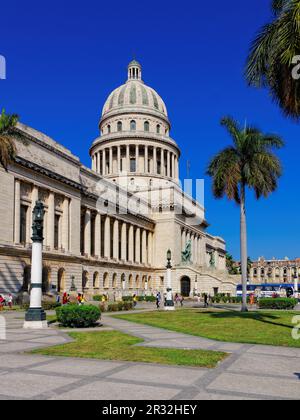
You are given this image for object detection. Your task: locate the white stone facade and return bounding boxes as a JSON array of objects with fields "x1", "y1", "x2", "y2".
[{"x1": 0, "y1": 61, "x2": 237, "y2": 298}]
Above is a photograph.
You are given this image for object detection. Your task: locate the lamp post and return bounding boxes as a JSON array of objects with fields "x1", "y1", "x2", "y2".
[
  {"x1": 24, "y1": 200, "x2": 48, "y2": 329},
  {"x1": 164, "y1": 249, "x2": 175, "y2": 311},
  {"x1": 294, "y1": 267, "x2": 299, "y2": 300}
]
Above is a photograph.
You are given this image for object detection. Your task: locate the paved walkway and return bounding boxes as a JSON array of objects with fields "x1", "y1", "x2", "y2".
[{"x1": 0, "y1": 311, "x2": 300, "y2": 400}]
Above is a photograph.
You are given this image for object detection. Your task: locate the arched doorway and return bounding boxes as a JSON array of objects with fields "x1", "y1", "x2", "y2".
[
  {"x1": 93, "y1": 272, "x2": 99, "y2": 289},
  {"x1": 181, "y1": 276, "x2": 191, "y2": 297},
  {"x1": 57, "y1": 268, "x2": 66, "y2": 293},
  {"x1": 42, "y1": 267, "x2": 51, "y2": 293},
  {"x1": 82, "y1": 271, "x2": 89, "y2": 291}
]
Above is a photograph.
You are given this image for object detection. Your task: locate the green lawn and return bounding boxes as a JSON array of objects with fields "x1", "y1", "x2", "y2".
[
  {"x1": 31, "y1": 330, "x2": 226, "y2": 368},
  {"x1": 114, "y1": 309, "x2": 300, "y2": 348}
]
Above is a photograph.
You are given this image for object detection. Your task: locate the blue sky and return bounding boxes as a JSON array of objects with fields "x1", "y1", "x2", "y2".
[{"x1": 0, "y1": 0, "x2": 299, "y2": 260}]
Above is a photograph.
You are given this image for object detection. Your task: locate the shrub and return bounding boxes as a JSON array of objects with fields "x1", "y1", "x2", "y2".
[
  {"x1": 145, "y1": 295, "x2": 156, "y2": 302},
  {"x1": 123, "y1": 301, "x2": 133, "y2": 311},
  {"x1": 20, "y1": 300, "x2": 61, "y2": 311},
  {"x1": 93, "y1": 295, "x2": 104, "y2": 302},
  {"x1": 56, "y1": 304, "x2": 101, "y2": 328},
  {"x1": 258, "y1": 298, "x2": 298, "y2": 310},
  {"x1": 122, "y1": 296, "x2": 133, "y2": 302}
]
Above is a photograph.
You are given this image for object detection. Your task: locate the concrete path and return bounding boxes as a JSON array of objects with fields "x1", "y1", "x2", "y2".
[{"x1": 1, "y1": 311, "x2": 300, "y2": 400}]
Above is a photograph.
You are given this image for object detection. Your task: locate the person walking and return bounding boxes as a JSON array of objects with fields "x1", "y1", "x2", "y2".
[
  {"x1": 0, "y1": 295, "x2": 5, "y2": 311},
  {"x1": 62, "y1": 292, "x2": 68, "y2": 305},
  {"x1": 156, "y1": 292, "x2": 161, "y2": 309},
  {"x1": 7, "y1": 293, "x2": 13, "y2": 310},
  {"x1": 204, "y1": 293, "x2": 208, "y2": 308},
  {"x1": 133, "y1": 294, "x2": 138, "y2": 308},
  {"x1": 180, "y1": 295, "x2": 184, "y2": 307}
]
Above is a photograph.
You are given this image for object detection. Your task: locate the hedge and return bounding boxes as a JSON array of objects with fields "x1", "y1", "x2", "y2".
[
  {"x1": 21, "y1": 301, "x2": 61, "y2": 311},
  {"x1": 258, "y1": 298, "x2": 298, "y2": 310},
  {"x1": 56, "y1": 304, "x2": 101, "y2": 328},
  {"x1": 107, "y1": 301, "x2": 133, "y2": 312}
]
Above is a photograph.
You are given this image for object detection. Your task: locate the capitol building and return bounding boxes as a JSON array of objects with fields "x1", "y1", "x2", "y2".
[{"x1": 0, "y1": 61, "x2": 237, "y2": 298}]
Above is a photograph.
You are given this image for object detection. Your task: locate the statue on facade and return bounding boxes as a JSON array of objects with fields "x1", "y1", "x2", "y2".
[
  {"x1": 210, "y1": 252, "x2": 216, "y2": 268},
  {"x1": 182, "y1": 240, "x2": 192, "y2": 263}
]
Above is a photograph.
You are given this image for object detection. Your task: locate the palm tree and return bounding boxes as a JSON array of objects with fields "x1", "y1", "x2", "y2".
[
  {"x1": 207, "y1": 116, "x2": 284, "y2": 312},
  {"x1": 245, "y1": 0, "x2": 300, "y2": 119},
  {"x1": 226, "y1": 253, "x2": 239, "y2": 275},
  {"x1": 0, "y1": 109, "x2": 20, "y2": 170}
]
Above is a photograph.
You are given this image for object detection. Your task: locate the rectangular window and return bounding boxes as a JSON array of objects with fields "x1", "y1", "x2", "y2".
[
  {"x1": 54, "y1": 215, "x2": 60, "y2": 250},
  {"x1": 20, "y1": 205, "x2": 27, "y2": 244}
]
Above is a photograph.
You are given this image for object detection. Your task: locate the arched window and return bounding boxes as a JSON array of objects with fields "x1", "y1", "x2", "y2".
[
  {"x1": 107, "y1": 125, "x2": 111, "y2": 134},
  {"x1": 156, "y1": 124, "x2": 160, "y2": 134},
  {"x1": 117, "y1": 121, "x2": 122, "y2": 132},
  {"x1": 103, "y1": 272, "x2": 109, "y2": 289},
  {"x1": 112, "y1": 273, "x2": 117, "y2": 289},
  {"x1": 130, "y1": 120, "x2": 136, "y2": 131},
  {"x1": 144, "y1": 121, "x2": 149, "y2": 132}
]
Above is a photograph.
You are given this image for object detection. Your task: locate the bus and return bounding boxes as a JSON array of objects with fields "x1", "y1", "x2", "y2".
[{"x1": 236, "y1": 283, "x2": 295, "y2": 298}]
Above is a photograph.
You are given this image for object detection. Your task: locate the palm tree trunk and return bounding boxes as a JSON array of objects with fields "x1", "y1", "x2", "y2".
[{"x1": 240, "y1": 184, "x2": 248, "y2": 312}]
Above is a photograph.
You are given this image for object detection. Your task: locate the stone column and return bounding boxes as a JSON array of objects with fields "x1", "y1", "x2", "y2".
[
  {"x1": 153, "y1": 146, "x2": 157, "y2": 174},
  {"x1": 172, "y1": 154, "x2": 175, "y2": 178},
  {"x1": 135, "y1": 227, "x2": 141, "y2": 263},
  {"x1": 94, "y1": 213, "x2": 101, "y2": 257},
  {"x1": 62, "y1": 197, "x2": 69, "y2": 252},
  {"x1": 181, "y1": 229, "x2": 186, "y2": 252},
  {"x1": 102, "y1": 149, "x2": 106, "y2": 176},
  {"x1": 135, "y1": 144, "x2": 139, "y2": 173},
  {"x1": 194, "y1": 235, "x2": 198, "y2": 265},
  {"x1": 128, "y1": 225, "x2": 134, "y2": 262},
  {"x1": 104, "y1": 215, "x2": 111, "y2": 258},
  {"x1": 47, "y1": 192, "x2": 55, "y2": 249},
  {"x1": 161, "y1": 148, "x2": 165, "y2": 176},
  {"x1": 141, "y1": 230, "x2": 147, "y2": 264},
  {"x1": 148, "y1": 232, "x2": 153, "y2": 265},
  {"x1": 126, "y1": 145, "x2": 130, "y2": 172},
  {"x1": 109, "y1": 147, "x2": 113, "y2": 175},
  {"x1": 144, "y1": 146, "x2": 148, "y2": 173},
  {"x1": 121, "y1": 222, "x2": 127, "y2": 261},
  {"x1": 84, "y1": 209, "x2": 91, "y2": 256},
  {"x1": 14, "y1": 179, "x2": 21, "y2": 244},
  {"x1": 117, "y1": 146, "x2": 121, "y2": 173},
  {"x1": 176, "y1": 156, "x2": 179, "y2": 180},
  {"x1": 113, "y1": 219, "x2": 119, "y2": 260},
  {"x1": 167, "y1": 151, "x2": 170, "y2": 178}
]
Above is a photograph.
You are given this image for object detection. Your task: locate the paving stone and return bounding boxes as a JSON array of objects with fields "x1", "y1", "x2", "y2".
[
  {"x1": 0, "y1": 372, "x2": 79, "y2": 398},
  {"x1": 247, "y1": 345, "x2": 300, "y2": 358},
  {"x1": 29, "y1": 359, "x2": 125, "y2": 376},
  {"x1": 0, "y1": 354, "x2": 55, "y2": 369},
  {"x1": 229, "y1": 353, "x2": 300, "y2": 378},
  {"x1": 191, "y1": 391, "x2": 260, "y2": 400},
  {"x1": 51, "y1": 380, "x2": 179, "y2": 400},
  {"x1": 207, "y1": 372, "x2": 300, "y2": 399},
  {"x1": 108, "y1": 364, "x2": 207, "y2": 386}
]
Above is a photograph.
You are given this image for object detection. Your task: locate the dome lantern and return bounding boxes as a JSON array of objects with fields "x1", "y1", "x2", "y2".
[{"x1": 128, "y1": 60, "x2": 142, "y2": 81}]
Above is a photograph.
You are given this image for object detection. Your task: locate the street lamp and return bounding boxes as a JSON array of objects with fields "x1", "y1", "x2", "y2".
[
  {"x1": 164, "y1": 249, "x2": 175, "y2": 311},
  {"x1": 294, "y1": 267, "x2": 299, "y2": 300},
  {"x1": 24, "y1": 200, "x2": 48, "y2": 329}
]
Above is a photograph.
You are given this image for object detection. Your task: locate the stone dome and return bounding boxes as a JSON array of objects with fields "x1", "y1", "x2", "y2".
[{"x1": 101, "y1": 61, "x2": 168, "y2": 118}]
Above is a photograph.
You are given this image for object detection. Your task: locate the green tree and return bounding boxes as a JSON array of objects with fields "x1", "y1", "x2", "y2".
[
  {"x1": 0, "y1": 109, "x2": 20, "y2": 170},
  {"x1": 245, "y1": 0, "x2": 300, "y2": 119},
  {"x1": 207, "y1": 117, "x2": 284, "y2": 312},
  {"x1": 226, "y1": 253, "x2": 239, "y2": 275}
]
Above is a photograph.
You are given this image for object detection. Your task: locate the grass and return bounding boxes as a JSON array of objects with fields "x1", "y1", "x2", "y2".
[
  {"x1": 31, "y1": 330, "x2": 226, "y2": 368},
  {"x1": 114, "y1": 309, "x2": 300, "y2": 348}
]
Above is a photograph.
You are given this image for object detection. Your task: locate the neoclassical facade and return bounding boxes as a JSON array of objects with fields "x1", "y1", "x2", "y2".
[
  {"x1": 0, "y1": 61, "x2": 237, "y2": 298},
  {"x1": 250, "y1": 257, "x2": 300, "y2": 284}
]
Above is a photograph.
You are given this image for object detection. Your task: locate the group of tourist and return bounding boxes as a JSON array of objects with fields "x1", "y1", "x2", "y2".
[{"x1": 0, "y1": 294, "x2": 13, "y2": 311}]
